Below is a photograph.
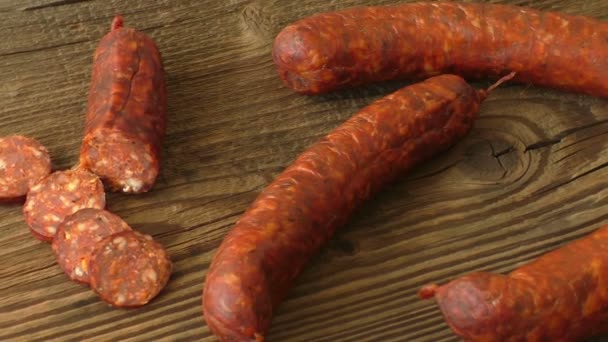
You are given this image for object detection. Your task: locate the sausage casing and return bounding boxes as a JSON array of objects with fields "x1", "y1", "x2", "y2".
[
  {"x1": 80, "y1": 16, "x2": 167, "y2": 193},
  {"x1": 420, "y1": 225, "x2": 608, "y2": 341},
  {"x1": 273, "y1": 2, "x2": 608, "y2": 97},
  {"x1": 202, "y1": 74, "x2": 511, "y2": 341}
]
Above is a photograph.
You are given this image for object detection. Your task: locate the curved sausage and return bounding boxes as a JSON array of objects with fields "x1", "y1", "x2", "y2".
[
  {"x1": 0, "y1": 135, "x2": 51, "y2": 202},
  {"x1": 52, "y1": 208, "x2": 132, "y2": 284},
  {"x1": 202, "y1": 73, "x2": 514, "y2": 341},
  {"x1": 79, "y1": 15, "x2": 167, "y2": 193},
  {"x1": 23, "y1": 169, "x2": 106, "y2": 242},
  {"x1": 419, "y1": 225, "x2": 608, "y2": 341},
  {"x1": 272, "y1": 2, "x2": 608, "y2": 97},
  {"x1": 89, "y1": 230, "x2": 172, "y2": 308}
]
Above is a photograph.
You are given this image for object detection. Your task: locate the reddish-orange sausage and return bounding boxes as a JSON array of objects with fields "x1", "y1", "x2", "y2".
[
  {"x1": 273, "y1": 2, "x2": 608, "y2": 97},
  {"x1": 202, "y1": 73, "x2": 514, "y2": 341},
  {"x1": 419, "y1": 225, "x2": 608, "y2": 341},
  {"x1": 80, "y1": 16, "x2": 167, "y2": 193}
]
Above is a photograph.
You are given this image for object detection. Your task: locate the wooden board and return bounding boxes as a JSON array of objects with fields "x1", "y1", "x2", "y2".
[{"x1": 1, "y1": 0, "x2": 608, "y2": 341}]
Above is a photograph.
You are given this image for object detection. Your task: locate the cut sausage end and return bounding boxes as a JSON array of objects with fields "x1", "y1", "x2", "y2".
[{"x1": 80, "y1": 130, "x2": 158, "y2": 194}]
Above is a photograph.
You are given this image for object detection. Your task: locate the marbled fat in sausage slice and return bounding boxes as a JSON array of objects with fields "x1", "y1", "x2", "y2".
[
  {"x1": 89, "y1": 230, "x2": 172, "y2": 308},
  {"x1": 79, "y1": 16, "x2": 167, "y2": 194},
  {"x1": 0, "y1": 135, "x2": 51, "y2": 201},
  {"x1": 23, "y1": 169, "x2": 106, "y2": 242},
  {"x1": 52, "y1": 208, "x2": 131, "y2": 284},
  {"x1": 419, "y1": 224, "x2": 608, "y2": 341},
  {"x1": 273, "y1": 2, "x2": 608, "y2": 97}
]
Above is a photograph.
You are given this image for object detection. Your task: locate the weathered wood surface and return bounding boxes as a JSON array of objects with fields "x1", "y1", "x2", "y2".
[{"x1": 1, "y1": 0, "x2": 608, "y2": 341}]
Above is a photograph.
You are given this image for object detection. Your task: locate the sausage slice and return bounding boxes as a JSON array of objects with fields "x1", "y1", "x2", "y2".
[
  {"x1": 89, "y1": 230, "x2": 172, "y2": 307},
  {"x1": 24, "y1": 169, "x2": 106, "y2": 242},
  {"x1": 52, "y1": 208, "x2": 131, "y2": 284},
  {"x1": 0, "y1": 135, "x2": 51, "y2": 202}
]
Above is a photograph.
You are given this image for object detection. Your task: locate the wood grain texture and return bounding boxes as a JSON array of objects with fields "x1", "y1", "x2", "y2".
[{"x1": 1, "y1": 0, "x2": 608, "y2": 341}]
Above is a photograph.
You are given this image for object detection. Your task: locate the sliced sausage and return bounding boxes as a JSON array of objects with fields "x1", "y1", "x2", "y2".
[
  {"x1": 202, "y1": 73, "x2": 514, "y2": 341},
  {"x1": 273, "y1": 2, "x2": 608, "y2": 97},
  {"x1": 79, "y1": 15, "x2": 167, "y2": 193},
  {"x1": 23, "y1": 169, "x2": 106, "y2": 242},
  {"x1": 89, "y1": 230, "x2": 172, "y2": 308},
  {"x1": 0, "y1": 135, "x2": 51, "y2": 202},
  {"x1": 52, "y1": 208, "x2": 131, "y2": 284}
]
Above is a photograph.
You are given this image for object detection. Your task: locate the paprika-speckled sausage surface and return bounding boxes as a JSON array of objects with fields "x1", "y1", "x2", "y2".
[
  {"x1": 202, "y1": 74, "x2": 512, "y2": 341},
  {"x1": 273, "y1": 2, "x2": 608, "y2": 97},
  {"x1": 0, "y1": 135, "x2": 51, "y2": 202},
  {"x1": 23, "y1": 169, "x2": 106, "y2": 242},
  {"x1": 419, "y1": 225, "x2": 608, "y2": 341},
  {"x1": 80, "y1": 16, "x2": 167, "y2": 193},
  {"x1": 52, "y1": 208, "x2": 132, "y2": 285}
]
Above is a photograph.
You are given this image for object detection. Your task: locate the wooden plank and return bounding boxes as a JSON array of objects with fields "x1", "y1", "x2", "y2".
[{"x1": 0, "y1": 0, "x2": 607, "y2": 341}]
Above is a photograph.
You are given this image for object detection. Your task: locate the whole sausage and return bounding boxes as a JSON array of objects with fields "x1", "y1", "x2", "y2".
[
  {"x1": 272, "y1": 2, "x2": 608, "y2": 97},
  {"x1": 419, "y1": 225, "x2": 608, "y2": 341},
  {"x1": 79, "y1": 15, "x2": 167, "y2": 193},
  {"x1": 202, "y1": 73, "x2": 514, "y2": 341}
]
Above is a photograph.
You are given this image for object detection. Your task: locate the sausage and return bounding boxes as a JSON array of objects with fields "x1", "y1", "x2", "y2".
[
  {"x1": 79, "y1": 15, "x2": 167, "y2": 194},
  {"x1": 418, "y1": 225, "x2": 608, "y2": 341},
  {"x1": 201, "y1": 73, "x2": 515, "y2": 341},
  {"x1": 52, "y1": 208, "x2": 131, "y2": 285},
  {"x1": 89, "y1": 230, "x2": 172, "y2": 308},
  {"x1": 272, "y1": 2, "x2": 608, "y2": 97},
  {"x1": 0, "y1": 135, "x2": 51, "y2": 202},
  {"x1": 23, "y1": 169, "x2": 106, "y2": 242}
]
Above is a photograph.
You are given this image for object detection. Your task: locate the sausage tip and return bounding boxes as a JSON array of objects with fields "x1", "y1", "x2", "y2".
[
  {"x1": 111, "y1": 15, "x2": 124, "y2": 31},
  {"x1": 478, "y1": 71, "x2": 517, "y2": 101},
  {"x1": 418, "y1": 283, "x2": 439, "y2": 299},
  {"x1": 487, "y1": 72, "x2": 516, "y2": 93}
]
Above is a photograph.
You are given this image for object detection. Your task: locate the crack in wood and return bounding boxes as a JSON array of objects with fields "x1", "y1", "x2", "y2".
[
  {"x1": 406, "y1": 159, "x2": 461, "y2": 182},
  {"x1": 535, "y1": 160, "x2": 608, "y2": 196},
  {"x1": 492, "y1": 145, "x2": 515, "y2": 158},
  {"x1": 525, "y1": 118, "x2": 608, "y2": 152},
  {"x1": 553, "y1": 147, "x2": 586, "y2": 164},
  {"x1": 555, "y1": 128, "x2": 608, "y2": 153},
  {"x1": 525, "y1": 137, "x2": 563, "y2": 152},
  {"x1": 490, "y1": 142, "x2": 514, "y2": 179},
  {"x1": 0, "y1": 39, "x2": 88, "y2": 57},
  {"x1": 22, "y1": 0, "x2": 93, "y2": 11}
]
